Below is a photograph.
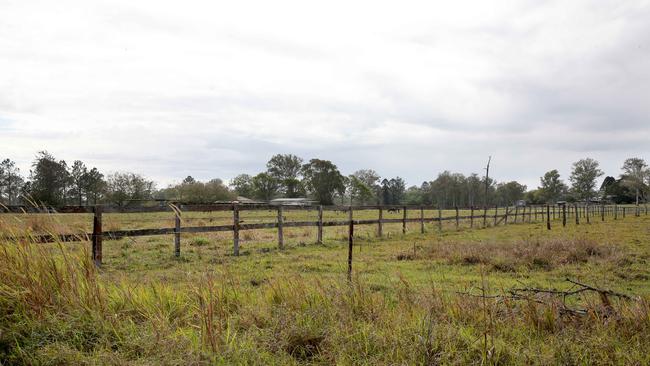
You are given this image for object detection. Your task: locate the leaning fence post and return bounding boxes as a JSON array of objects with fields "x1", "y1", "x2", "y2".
[
  {"x1": 504, "y1": 206, "x2": 509, "y2": 225},
  {"x1": 514, "y1": 206, "x2": 519, "y2": 224},
  {"x1": 347, "y1": 206, "x2": 354, "y2": 281},
  {"x1": 233, "y1": 203, "x2": 240, "y2": 256},
  {"x1": 174, "y1": 208, "x2": 181, "y2": 257},
  {"x1": 317, "y1": 205, "x2": 323, "y2": 244},
  {"x1": 546, "y1": 204, "x2": 551, "y2": 230},
  {"x1": 420, "y1": 206, "x2": 424, "y2": 234},
  {"x1": 277, "y1": 205, "x2": 284, "y2": 249},
  {"x1": 402, "y1": 206, "x2": 407, "y2": 234},
  {"x1": 378, "y1": 206, "x2": 383, "y2": 238},
  {"x1": 92, "y1": 205, "x2": 103, "y2": 266}
]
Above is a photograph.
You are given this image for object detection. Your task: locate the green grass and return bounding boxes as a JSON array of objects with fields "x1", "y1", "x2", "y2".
[{"x1": 1, "y1": 212, "x2": 649, "y2": 364}]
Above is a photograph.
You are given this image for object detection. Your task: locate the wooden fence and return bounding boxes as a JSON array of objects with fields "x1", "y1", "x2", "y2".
[{"x1": 1, "y1": 203, "x2": 647, "y2": 273}]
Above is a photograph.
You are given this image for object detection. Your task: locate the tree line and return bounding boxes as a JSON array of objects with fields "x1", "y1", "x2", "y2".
[{"x1": 1, "y1": 152, "x2": 648, "y2": 207}]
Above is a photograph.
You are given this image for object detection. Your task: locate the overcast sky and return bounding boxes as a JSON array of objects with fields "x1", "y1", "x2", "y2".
[{"x1": 1, "y1": 0, "x2": 649, "y2": 189}]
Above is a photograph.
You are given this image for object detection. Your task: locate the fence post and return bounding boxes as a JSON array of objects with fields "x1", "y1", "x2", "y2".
[
  {"x1": 623, "y1": 206, "x2": 626, "y2": 218},
  {"x1": 455, "y1": 206, "x2": 460, "y2": 228},
  {"x1": 534, "y1": 206, "x2": 538, "y2": 221},
  {"x1": 601, "y1": 204, "x2": 605, "y2": 221},
  {"x1": 522, "y1": 206, "x2": 526, "y2": 223},
  {"x1": 482, "y1": 205, "x2": 487, "y2": 228},
  {"x1": 614, "y1": 204, "x2": 617, "y2": 220},
  {"x1": 277, "y1": 206, "x2": 284, "y2": 249},
  {"x1": 92, "y1": 205, "x2": 103, "y2": 266},
  {"x1": 348, "y1": 206, "x2": 353, "y2": 281},
  {"x1": 546, "y1": 204, "x2": 551, "y2": 230},
  {"x1": 575, "y1": 203, "x2": 579, "y2": 225},
  {"x1": 402, "y1": 206, "x2": 407, "y2": 234},
  {"x1": 233, "y1": 203, "x2": 240, "y2": 256},
  {"x1": 174, "y1": 208, "x2": 181, "y2": 257},
  {"x1": 586, "y1": 203, "x2": 590, "y2": 224},
  {"x1": 378, "y1": 206, "x2": 383, "y2": 238},
  {"x1": 504, "y1": 206, "x2": 509, "y2": 225},
  {"x1": 317, "y1": 205, "x2": 323, "y2": 244},
  {"x1": 562, "y1": 204, "x2": 566, "y2": 227},
  {"x1": 470, "y1": 206, "x2": 474, "y2": 228},
  {"x1": 438, "y1": 206, "x2": 442, "y2": 232},
  {"x1": 493, "y1": 205, "x2": 498, "y2": 226},
  {"x1": 420, "y1": 206, "x2": 424, "y2": 234},
  {"x1": 514, "y1": 206, "x2": 519, "y2": 224}
]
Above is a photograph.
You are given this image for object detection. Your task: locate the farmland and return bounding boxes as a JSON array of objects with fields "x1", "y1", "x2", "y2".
[{"x1": 1, "y1": 208, "x2": 649, "y2": 365}]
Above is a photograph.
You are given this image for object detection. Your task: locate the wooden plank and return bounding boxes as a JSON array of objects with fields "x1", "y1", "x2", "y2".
[
  {"x1": 92, "y1": 206, "x2": 103, "y2": 266},
  {"x1": 317, "y1": 205, "x2": 323, "y2": 244},
  {"x1": 174, "y1": 210, "x2": 181, "y2": 257},
  {"x1": 348, "y1": 207, "x2": 353, "y2": 281},
  {"x1": 420, "y1": 206, "x2": 424, "y2": 233},
  {"x1": 277, "y1": 206, "x2": 284, "y2": 249},
  {"x1": 378, "y1": 207, "x2": 383, "y2": 238},
  {"x1": 233, "y1": 203, "x2": 240, "y2": 256}
]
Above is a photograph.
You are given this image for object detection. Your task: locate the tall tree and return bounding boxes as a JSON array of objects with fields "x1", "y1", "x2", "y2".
[
  {"x1": 0, "y1": 158, "x2": 24, "y2": 205},
  {"x1": 27, "y1": 151, "x2": 70, "y2": 206},
  {"x1": 105, "y1": 172, "x2": 156, "y2": 206},
  {"x1": 251, "y1": 172, "x2": 279, "y2": 201},
  {"x1": 69, "y1": 160, "x2": 88, "y2": 205},
  {"x1": 569, "y1": 158, "x2": 604, "y2": 201},
  {"x1": 230, "y1": 174, "x2": 255, "y2": 198},
  {"x1": 82, "y1": 167, "x2": 105, "y2": 204},
  {"x1": 301, "y1": 159, "x2": 346, "y2": 205},
  {"x1": 620, "y1": 158, "x2": 649, "y2": 206},
  {"x1": 266, "y1": 154, "x2": 304, "y2": 197},
  {"x1": 538, "y1": 169, "x2": 568, "y2": 203},
  {"x1": 347, "y1": 175, "x2": 375, "y2": 204},
  {"x1": 495, "y1": 181, "x2": 527, "y2": 205}
]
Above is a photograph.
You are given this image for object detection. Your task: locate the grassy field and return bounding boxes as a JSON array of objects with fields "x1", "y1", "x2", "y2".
[{"x1": 1, "y1": 211, "x2": 649, "y2": 364}]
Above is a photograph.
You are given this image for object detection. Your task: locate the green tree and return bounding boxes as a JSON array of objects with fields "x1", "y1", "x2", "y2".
[
  {"x1": 266, "y1": 154, "x2": 304, "y2": 197},
  {"x1": 569, "y1": 158, "x2": 604, "y2": 201},
  {"x1": 0, "y1": 158, "x2": 24, "y2": 205},
  {"x1": 230, "y1": 174, "x2": 255, "y2": 198},
  {"x1": 620, "y1": 158, "x2": 649, "y2": 206},
  {"x1": 301, "y1": 159, "x2": 345, "y2": 205},
  {"x1": 347, "y1": 175, "x2": 375, "y2": 204},
  {"x1": 538, "y1": 169, "x2": 568, "y2": 203},
  {"x1": 27, "y1": 151, "x2": 70, "y2": 206},
  {"x1": 601, "y1": 176, "x2": 636, "y2": 204},
  {"x1": 106, "y1": 172, "x2": 156, "y2": 206},
  {"x1": 82, "y1": 167, "x2": 105, "y2": 204},
  {"x1": 252, "y1": 172, "x2": 279, "y2": 201},
  {"x1": 69, "y1": 160, "x2": 88, "y2": 205},
  {"x1": 495, "y1": 181, "x2": 527, "y2": 206}
]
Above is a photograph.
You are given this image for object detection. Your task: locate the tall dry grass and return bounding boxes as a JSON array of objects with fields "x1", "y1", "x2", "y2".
[{"x1": 1, "y1": 233, "x2": 649, "y2": 364}]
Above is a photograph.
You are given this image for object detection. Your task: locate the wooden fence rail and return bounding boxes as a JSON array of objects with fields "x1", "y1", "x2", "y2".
[{"x1": 1, "y1": 203, "x2": 647, "y2": 269}]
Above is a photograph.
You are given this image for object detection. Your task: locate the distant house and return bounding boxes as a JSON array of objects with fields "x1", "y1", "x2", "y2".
[
  {"x1": 515, "y1": 200, "x2": 526, "y2": 207},
  {"x1": 269, "y1": 198, "x2": 316, "y2": 206}
]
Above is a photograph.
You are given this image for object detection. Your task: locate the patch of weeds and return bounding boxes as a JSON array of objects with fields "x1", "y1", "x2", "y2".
[{"x1": 189, "y1": 237, "x2": 210, "y2": 247}]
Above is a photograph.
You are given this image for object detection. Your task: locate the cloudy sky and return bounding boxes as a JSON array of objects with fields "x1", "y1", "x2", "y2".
[{"x1": 1, "y1": 0, "x2": 649, "y2": 189}]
